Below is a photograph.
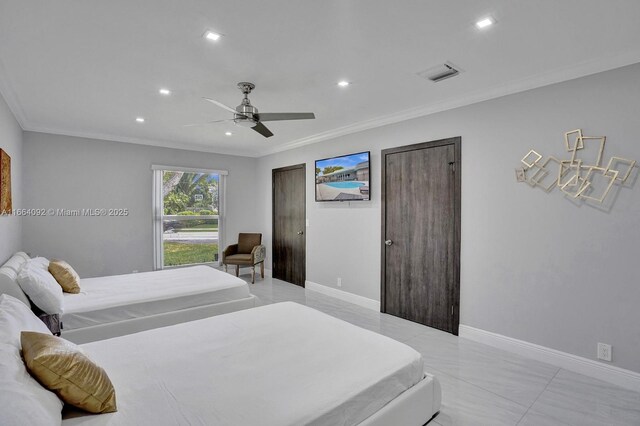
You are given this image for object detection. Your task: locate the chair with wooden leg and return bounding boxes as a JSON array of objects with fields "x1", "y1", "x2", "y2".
[{"x1": 222, "y1": 233, "x2": 266, "y2": 284}]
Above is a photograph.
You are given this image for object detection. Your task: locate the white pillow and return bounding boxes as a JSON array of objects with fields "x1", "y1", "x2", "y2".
[
  {"x1": 0, "y1": 342, "x2": 63, "y2": 426},
  {"x1": 14, "y1": 251, "x2": 31, "y2": 261},
  {"x1": 0, "y1": 262, "x2": 30, "y2": 307},
  {"x1": 29, "y1": 256, "x2": 50, "y2": 271},
  {"x1": 2, "y1": 254, "x2": 27, "y2": 273},
  {"x1": 0, "y1": 294, "x2": 51, "y2": 349},
  {"x1": 16, "y1": 262, "x2": 64, "y2": 315}
]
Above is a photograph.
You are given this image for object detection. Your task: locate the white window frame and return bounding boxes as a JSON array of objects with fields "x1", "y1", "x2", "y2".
[{"x1": 152, "y1": 165, "x2": 228, "y2": 270}]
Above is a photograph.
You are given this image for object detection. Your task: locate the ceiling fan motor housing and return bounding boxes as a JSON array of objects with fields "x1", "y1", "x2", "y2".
[
  {"x1": 235, "y1": 103, "x2": 258, "y2": 127},
  {"x1": 235, "y1": 82, "x2": 258, "y2": 126}
]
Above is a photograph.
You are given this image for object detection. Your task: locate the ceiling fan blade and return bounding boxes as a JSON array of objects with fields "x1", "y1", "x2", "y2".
[
  {"x1": 203, "y1": 97, "x2": 238, "y2": 114},
  {"x1": 182, "y1": 119, "x2": 234, "y2": 127},
  {"x1": 256, "y1": 112, "x2": 315, "y2": 122},
  {"x1": 252, "y1": 122, "x2": 274, "y2": 138}
]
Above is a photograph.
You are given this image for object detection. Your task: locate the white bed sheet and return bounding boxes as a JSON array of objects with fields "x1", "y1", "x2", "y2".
[
  {"x1": 62, "y1": 266, "x2": 250, "y2": 331},
  {"x1": 64, "y1": 302, "x2": 424, "y2": 426}
]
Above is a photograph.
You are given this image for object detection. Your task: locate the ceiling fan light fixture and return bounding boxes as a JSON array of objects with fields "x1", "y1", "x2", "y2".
[{"x1": 234, "y1": 118, "x2": 256, "y2": 128}]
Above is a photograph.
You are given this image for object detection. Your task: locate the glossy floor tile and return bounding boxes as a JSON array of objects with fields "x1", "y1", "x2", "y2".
[
  {"x1": 407, "y1": 333, "x2": 560, "y2": 407},
  {"x1": 240, "y1": 274, "x2": 640, "y2": 426},
  {"x1": 522, "y1": 369, "x2": 640, "y2": 426},
  {"x1": 431, "y1": 370, "x2": 529, "y2": 426}
]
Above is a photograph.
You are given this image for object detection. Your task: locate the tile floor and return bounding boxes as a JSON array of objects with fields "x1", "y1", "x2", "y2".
[{"x1": 240, "y1": 275, "x2": 640, "y2": 426}]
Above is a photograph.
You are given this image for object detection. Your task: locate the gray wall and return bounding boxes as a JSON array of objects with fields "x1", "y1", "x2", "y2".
[
  {"x1": 0, "y1": 91, "x2": 22, "y2": 263},
  {"x1": 22, "y1": 132, "x2": 260, "y2": 277},
  {"x1": 257, "y1": 63, "x2": 640, "y2": 372}
]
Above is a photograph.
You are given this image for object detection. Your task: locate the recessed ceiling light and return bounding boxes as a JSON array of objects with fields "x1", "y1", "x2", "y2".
[
  {"x1": 337, "y1": 81, "x2": 350, "y2": 87},
  {"x1": 159, "y1": 88, "x2": 171, "y2": 96},
  {"x1": 475, "y1": 17, "x2": 494, "y2": 29},
  {"x1": 204, "y1": 31, "x2": 222, "y2": 41},
  {"x1": 225, "y1": 131, "x2": 233, "y2": 136},
  {"x1": 135, "y1": 117, "x2": 145, "y2": 123}
]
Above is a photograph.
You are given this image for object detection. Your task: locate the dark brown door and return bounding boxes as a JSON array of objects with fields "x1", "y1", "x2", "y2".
[
  {"x1": 272, "y1": 164, "x2": 306, "y2": 286},
  {"x1": 381, "y1": 137, "x2": 461, "y2": 334}
]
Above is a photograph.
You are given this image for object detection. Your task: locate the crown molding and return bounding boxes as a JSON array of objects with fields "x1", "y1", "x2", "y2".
[
  {"x1": 22, "y1": 124, "x2": 259, "y2": 158},
  {"x1": 2, "y1": 47, "x2": 640, "y2": 158},
  {"x1": 258, "y1": 48, "x2": 640, "y2": 157}
]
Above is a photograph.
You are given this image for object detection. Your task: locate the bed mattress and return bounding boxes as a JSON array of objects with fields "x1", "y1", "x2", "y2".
[
  {"x1": 63, "y1": 302, "x2": 425, "y2": 426},
  {"x1": 61, "y1": 266, "x2": 250, "y2": 331}
]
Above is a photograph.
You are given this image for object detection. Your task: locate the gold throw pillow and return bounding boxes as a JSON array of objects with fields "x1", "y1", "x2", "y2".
[
  {"x1": 48, "y1": 260, "x2": 81, "y2": 293},
  {"x1": 21, "y1": 331, "x2": 117, "y2": 414}
]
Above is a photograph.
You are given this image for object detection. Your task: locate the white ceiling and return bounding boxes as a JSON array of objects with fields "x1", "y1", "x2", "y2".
[{"x1": 1, "y1": 0, "x2": 640, "y2": 157}]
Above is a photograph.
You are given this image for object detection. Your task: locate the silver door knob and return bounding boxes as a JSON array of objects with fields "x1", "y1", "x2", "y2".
[
  {"x1": 297, "y1": 231, "x2": 304, "y2": 235},
  {"x1": 384, "y1": 240, "x2": 393, "y2": 246}
]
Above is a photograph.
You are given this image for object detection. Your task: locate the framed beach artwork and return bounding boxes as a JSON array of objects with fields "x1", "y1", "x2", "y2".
[{"x1": 0, "y1": 149, "x2": 11, "y2": 215}]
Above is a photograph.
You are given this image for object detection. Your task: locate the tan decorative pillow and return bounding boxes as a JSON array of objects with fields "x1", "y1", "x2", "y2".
[
  {"x1": 21, "y1": 331, "x2": 117, "y2": 414},
  {"x1": 48, "y1": 260, "x2": 81, "y2": 294}
]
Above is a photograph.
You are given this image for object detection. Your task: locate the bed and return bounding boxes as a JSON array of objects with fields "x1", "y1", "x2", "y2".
[
  {"x1": 61, "y1": 302, "x2": 441, "y2": 426},
  {"x1": 0, "y1": 253, "x2": 258, "y2": 344}
]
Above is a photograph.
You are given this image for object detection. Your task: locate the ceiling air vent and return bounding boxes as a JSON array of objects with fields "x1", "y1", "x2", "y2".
[{"x1": 418, "y1": 63, "x2": 460, "y2": 83}]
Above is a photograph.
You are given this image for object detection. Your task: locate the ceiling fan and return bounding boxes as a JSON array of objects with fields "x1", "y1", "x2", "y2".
[{"x1": 187, "y1": 82, "x2": 315, "y2": 138}]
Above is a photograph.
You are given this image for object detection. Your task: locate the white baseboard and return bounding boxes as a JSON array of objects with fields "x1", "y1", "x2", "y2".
[
  {"x1": 459, "y1": 325, "x2": 640, "y2": 393},
  {"x1": 305, "y1": 281, "x2": 380, "y2": 311}
]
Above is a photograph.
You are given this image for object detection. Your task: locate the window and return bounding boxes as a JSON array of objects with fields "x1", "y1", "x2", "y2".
[{"x1": 152, "y1": 166, "x2": 227, "y2": 269}]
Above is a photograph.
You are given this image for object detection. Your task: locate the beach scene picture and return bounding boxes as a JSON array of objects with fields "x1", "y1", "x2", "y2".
[{"x1": 315, "y1": 152, "x2": 370, "y2": 201}]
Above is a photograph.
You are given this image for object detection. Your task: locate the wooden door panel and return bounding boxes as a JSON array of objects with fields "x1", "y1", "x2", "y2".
[
  {"x1": 382, "y1": 138, "x2": 460, "y2": 334},
  {"x1": 272, "y1": 165, "x2": 306, "y2": 286}
]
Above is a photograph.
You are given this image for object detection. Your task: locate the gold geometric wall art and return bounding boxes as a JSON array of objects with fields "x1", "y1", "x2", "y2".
[
  {"x1": 530, "y1": 156, "x2": 561, "y2": 192},
  {"x1": 605, "y1": 156, "x2": 637, "y2": 183},
  {"x1": 527, "y1": 164, "x2": 548, "y2": 188},
  {"x1": 570, "y1": 136, "x2": 606, "y2": 167},
  {"x1": 558, "y1": 160, "x2": 582, "y2": 187},
  {"x1": 564, "y1": 129, "x2": 584, "y2": 151},
  {"x1": 525, "y1": 163, "x2": 543, "y2": 188},
  {"x1": 516, "y1": 129, "x2": 637, "y2": 205},
  {"x1": 521, "y1": 149, "x2": 542, "y2": 168},
  {"x1": 579, "y1": 167, "x2": 618, "y2": 203},
  {"x1": 559, "y1": 174, "x2": 590, "y2": 199}
]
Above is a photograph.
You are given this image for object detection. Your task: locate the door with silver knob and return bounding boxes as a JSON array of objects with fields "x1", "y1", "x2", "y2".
[
  {"x1": 381, "y1": 137, "x2": 461, "y2": 335},
  {"x1": 273, "y1": 164, "x2": 306, "y2": 287}
]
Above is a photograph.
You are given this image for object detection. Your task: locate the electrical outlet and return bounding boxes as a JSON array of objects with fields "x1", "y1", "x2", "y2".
[
  {"x1": 337, "y1": 277, "x2": 342, "y2": 287},
  {"x1": 597, "y1": 343, "x2": 612, "y2": 362},
  {"x1": 132, "y1": 270, "x2": 139, "y2": 274}
]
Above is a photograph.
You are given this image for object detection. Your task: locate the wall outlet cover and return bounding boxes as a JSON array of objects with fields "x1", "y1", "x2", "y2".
[{"x1": 597, "y1": 343, "x2": 612, "y2": 362}]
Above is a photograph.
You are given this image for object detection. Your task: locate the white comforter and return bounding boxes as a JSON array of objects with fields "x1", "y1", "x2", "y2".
[
  {"x1": 64, "y1": 302, "x2": 424, "y2": 426},
  {"x1": 62, "y1": 266, "x2": 250, "y2": 330}
]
